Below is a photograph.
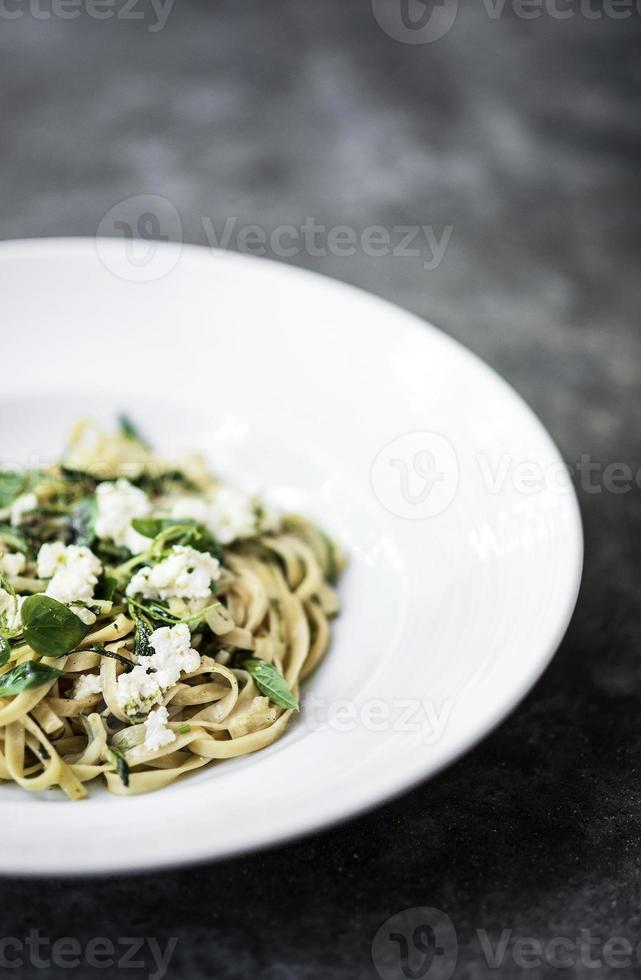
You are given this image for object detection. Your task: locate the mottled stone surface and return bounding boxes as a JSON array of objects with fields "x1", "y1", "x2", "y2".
[{"x1": 0, "y1": 1, "x2": 640, "y2": 977}]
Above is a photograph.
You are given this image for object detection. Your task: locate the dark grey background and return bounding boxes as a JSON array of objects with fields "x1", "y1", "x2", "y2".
[{"x1": 1, "y1": 1, "x2": 640, "y2": 977}]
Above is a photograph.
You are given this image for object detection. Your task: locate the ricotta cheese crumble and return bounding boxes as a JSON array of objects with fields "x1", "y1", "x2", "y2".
[
  {"x1": 95, "y1": 479, "x2": 152, "y2": 554},
  {"x1": 126, "y1": 545, "x2": 220, "y2": 601},
  {"x1": 171, "y1": 486, "x2": 279, "y2": 545},
  {"x1": 143, "y1": 705, "x2": 177, "y2": 751},
  {"x1": 37, "y1": 542, "x2": 103, "y2": 605},
  {"x1": 116, "y1": 622, "x2": 201, "y2": 718},
  {"x1": 72, "y1": 673, "x2": 102, "y2": 700}
]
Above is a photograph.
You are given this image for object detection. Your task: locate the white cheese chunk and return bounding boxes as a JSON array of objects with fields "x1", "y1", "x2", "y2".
[
  {"x1": 126, "y1": 546, "x2": 220, "y2": 600},
  {"x1": 143, "y1": 705, "x2": 177, "y2": 752},
  {"x1": 37, "y1": 543, "x2": 103, "y2": 605},
  {"x1": 116, "y1": 622, "x2": 201, "y2": 718},
  {"x1": 72, "y1": 673, "x2": 102, "y2": 700},
  {"x1": 95, "y1": 479, "x2": 152, "y2": 554},
  {"x1": 171, "y1": 487, "x2": 279, "y2": 545}
]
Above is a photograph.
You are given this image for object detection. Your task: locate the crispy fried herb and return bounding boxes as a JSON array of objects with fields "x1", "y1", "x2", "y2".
[
  {"x1": 86, "y1": 642, "x2": 133, "y2": 671},
  {"x1": 127, "y1": 602, "x2": 156, "y2": 657},
  {"x1": 66, "y1": 495, "x2": 97, "y2": 548}
]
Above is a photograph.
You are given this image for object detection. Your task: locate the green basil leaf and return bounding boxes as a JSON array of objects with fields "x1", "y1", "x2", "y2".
[
  {"x1": 0, "y1": 472, "x2": 24, "y2": 510},
  {"x1": 239, "y1": 657, "x2": 299, "y2": 711},
  {"x1": 131, "y1": 517, "x2": 165, "y2": 539},
  {"x1": 0, "y1": 660, "x2": 63, "y2": 696},
  {"x1": 21, "y1": 595, "x2": 90, "y2": 658},
  {"x1": 0, "y1": 636, "x2": 10, "y2": 667},
  {"x1": 108, "y1": 745, "x2": 130, "y2": 787}
]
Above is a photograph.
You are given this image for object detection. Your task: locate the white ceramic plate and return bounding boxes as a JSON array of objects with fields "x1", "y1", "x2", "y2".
[{"x1": 0, "y1": 238, "x2": 582, "y2": 876}]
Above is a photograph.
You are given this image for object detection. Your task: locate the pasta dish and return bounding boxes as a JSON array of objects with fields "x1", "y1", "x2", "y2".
[{"x1": 0, "y1": 418, "x2": 343, "y2": 798}]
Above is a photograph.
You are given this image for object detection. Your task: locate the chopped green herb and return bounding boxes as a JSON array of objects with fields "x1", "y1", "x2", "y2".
[
  {"x1": 66, "y1": 495, "x2": 97, "y2": 548},
  {"x1": 108, "y1": 745, "x2": 130, "y2": 787}
]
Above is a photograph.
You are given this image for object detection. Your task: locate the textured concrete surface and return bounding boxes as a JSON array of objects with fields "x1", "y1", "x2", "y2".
[{"x1": 0, "y1": 1, "x2": 640, "y2": 977}]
